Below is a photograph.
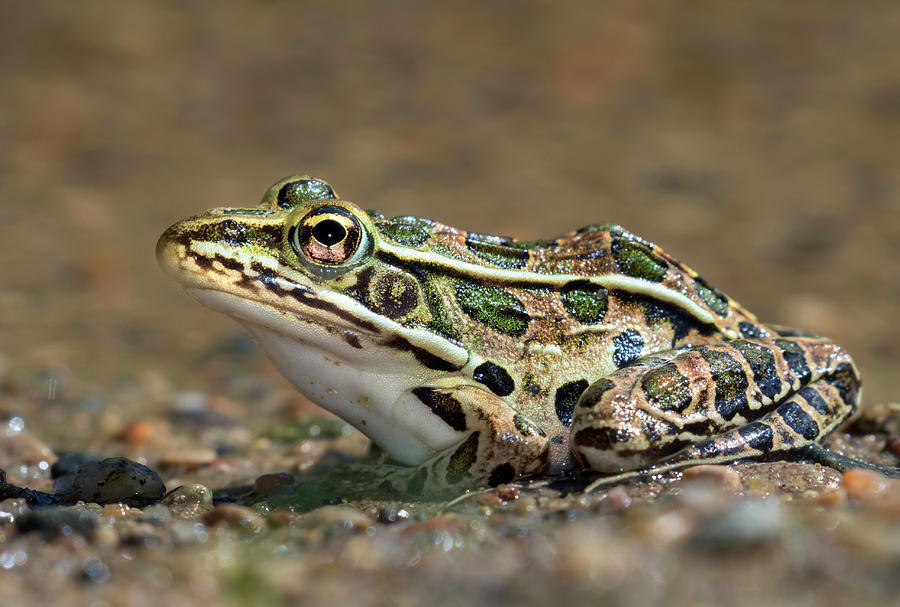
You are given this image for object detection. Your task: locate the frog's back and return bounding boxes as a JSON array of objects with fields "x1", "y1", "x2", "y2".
[{"x1": 369, "y1": 215, "x2": 758, "y2": 340}]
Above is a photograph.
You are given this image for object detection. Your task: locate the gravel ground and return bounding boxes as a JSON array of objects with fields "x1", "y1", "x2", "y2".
[{"x1": 2, "y1": 3, "x2": 900, "y2": 606}]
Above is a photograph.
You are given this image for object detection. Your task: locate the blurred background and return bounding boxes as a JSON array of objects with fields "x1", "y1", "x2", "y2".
[{"x1": 2, "y1": 1, "x2": 899, "y2": 439}]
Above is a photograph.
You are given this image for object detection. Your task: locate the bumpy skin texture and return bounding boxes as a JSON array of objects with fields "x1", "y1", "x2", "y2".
[{"x1": 157, "y1": 176, "x2": 861, "y2": 491}]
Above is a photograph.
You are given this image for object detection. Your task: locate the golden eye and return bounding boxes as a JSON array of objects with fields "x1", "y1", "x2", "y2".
[{"x1": 291, "y1": 206, "x2": 364, "y2": 265}]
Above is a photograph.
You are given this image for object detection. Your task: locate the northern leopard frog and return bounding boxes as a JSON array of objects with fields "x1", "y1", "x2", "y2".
[{"x1": 157, "y1": 175, "x2": 879, "y2": 492}]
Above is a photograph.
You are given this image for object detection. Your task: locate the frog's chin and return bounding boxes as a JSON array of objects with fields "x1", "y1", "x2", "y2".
[
  {"x1": 185, "y1": 286, "x2": 469, "y2": 371},
  {"x1": 241, "y1": 320, "x2": 439, "y2": 465}
]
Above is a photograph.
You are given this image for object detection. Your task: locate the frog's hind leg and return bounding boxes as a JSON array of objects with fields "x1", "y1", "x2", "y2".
[{"x1": 572, "y1": 336, "x2": 896, "y2": 488}]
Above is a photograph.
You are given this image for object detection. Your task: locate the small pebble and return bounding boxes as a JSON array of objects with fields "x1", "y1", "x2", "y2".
[
  {"x1": 375, "y1": 506, "x2": 410, "y2": 524},
  {"x1": 267, "y1": 510, "x2": 299, "y2": 527},
  {"x1": 298, "y1": 505, "x2": 374, "y2": 532},
  {"x1": 681, "y1": 465, "x2": 742, "y2": 490},
  {"x1": 16, "y1": 506, "x2": 99, "y2": 540},
  {"x1": 161, "y1": 484, "x2": 214, "y2": 518},
  {"x1": 101, "y1": 503, "x2": 136, "y2": 519},
  {"x1": 69, "y1": 457, "x2": 166, "y2": 506},
  {"x1": 689, "y1": 499, "x2": 785, "y2": 551},
  {"x1": 841, "y1": 468, "x2": 893, "y2": 499},
  {"x1": 117, "y1": 420, "x2": 168, "y2": 447},
  {"x1": 494, "y1": 485, "x2": 520, "y2": 502},
  {"x1": 158, "y1": 449, "x2": 217, "y2": 470},
  {"x1": 479, "y1": 492, "x2": 504, "y2": 508},
  {"x1": 203, "y1": 504, "x2": 266, "y2": 533},
  {"x1": 253, "y1": 472, "x2": 295, "y2": 495}
]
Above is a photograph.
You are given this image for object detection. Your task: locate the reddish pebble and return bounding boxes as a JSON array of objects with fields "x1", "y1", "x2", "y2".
[
  {"x1": 117, "y1": 420, "x2": 165, "y2": 447},
  {"x1": 253, "y1": 472, "x2": 295, "y2": 494},
  {"x1": 494, "y1": 485, "x2": 520, "y2": 502},
  {"x1": 841, "y1": 468, "x2": 892, "y2": 499},
  {"x1": 681, "y1": 464, "x2": 742, "y2": 490}
]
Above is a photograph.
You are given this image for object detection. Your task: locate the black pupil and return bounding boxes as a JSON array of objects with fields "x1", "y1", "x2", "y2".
[{"x1": 311, "y1": 219, "x2": 347, "y2": 246}]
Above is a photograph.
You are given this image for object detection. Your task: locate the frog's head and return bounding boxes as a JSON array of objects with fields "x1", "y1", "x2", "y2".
[{"x1": 157, "y1": 176, "x2": 469, "y2": 460}]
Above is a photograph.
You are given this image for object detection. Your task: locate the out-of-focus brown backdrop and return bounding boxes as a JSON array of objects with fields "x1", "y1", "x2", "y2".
[{"x1": 2, "y1": 2, "x2": 899, "y2": 408}]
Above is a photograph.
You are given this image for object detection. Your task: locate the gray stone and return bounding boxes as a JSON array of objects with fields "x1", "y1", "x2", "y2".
[{"x1": 69, "y1": 457, "x2": 166, "y2": 506}]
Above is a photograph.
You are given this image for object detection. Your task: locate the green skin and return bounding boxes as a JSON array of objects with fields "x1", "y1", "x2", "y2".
[{"x1": 157, "y1": 175, "x2": 894, "y2": 493}]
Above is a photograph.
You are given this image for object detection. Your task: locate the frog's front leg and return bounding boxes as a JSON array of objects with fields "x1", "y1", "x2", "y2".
[
  {"x1": 571, "y1": 336, "x2": 860, "y2": 477},
  {"x1": 388, "y1": 385, "x2": 551, "y2": 493}
]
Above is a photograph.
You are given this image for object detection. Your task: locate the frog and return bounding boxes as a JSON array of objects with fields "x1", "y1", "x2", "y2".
[{"x1": 156, "y1": 175, "x2": 897, "y2": 493}]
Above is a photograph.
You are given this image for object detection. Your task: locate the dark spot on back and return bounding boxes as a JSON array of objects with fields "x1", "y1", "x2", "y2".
[
  {"x1": 454, "y1": 281, "x2": 530, "y2": 337},
  {"x1": 578, "y1": 378, "x2": 615, "y2": 408},
  {"x1": 611, "y1": 238, "x2": 668, "y2": 282},
  {"x1": 699, "y1": 347, "x2": 750, "y2": 419},
  {"x1": 561, "y1": 280, "x2": 608, "y2": 324},
  {"x1": 554, "y1": 380, "x2": 589, "y2": 426},
  {"x1": 613, "y1": 330, "x2": 644, "y2": 368},
  {"x1": 640, "y1": 362, "x2": 693, "y2": 413},
  {"x1": 473, "y1": 362, "x2": 515, "y2": 397},
  {"x1": 693, "y1": 275, "x2": 730, "y2": 317}
]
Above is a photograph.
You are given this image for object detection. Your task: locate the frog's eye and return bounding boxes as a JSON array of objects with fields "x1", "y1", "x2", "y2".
[
  {"x1": 277, "y1": 178, "x2": 337, "y2": 209},
  {"x1": 291, "y1": 206, "x2": 366, "y2": 266}
]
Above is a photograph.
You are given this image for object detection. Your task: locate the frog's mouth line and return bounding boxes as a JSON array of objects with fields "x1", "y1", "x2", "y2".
[
  {"x1": 184, "y1": 287, "x2": 380, "y2": 345},
  {"x1": 185, "y1": 286, "x2": 468, "y2": 374}
]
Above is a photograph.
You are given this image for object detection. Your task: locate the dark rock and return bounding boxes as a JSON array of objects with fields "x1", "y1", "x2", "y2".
[
  {"x1": 68, "y1": 457, "x2": 166, "y2": 506},
  {"x1": 0, "y1": 481, "x2": 55, "y2": 507}
]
